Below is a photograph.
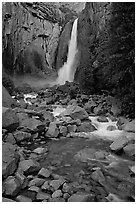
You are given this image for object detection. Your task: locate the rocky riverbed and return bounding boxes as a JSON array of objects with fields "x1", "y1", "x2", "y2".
[{"x1": 2, "y1": 82, "x2": 135, "y2": 202}]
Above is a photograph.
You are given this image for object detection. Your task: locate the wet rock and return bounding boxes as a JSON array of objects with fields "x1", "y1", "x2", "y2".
[
  {"x1": 121, "y1": 120, "x2": 135, "y2": 132},
  {"x1": 68, "y1": 193, "x2": 95, "y2": 202},
  {"x1": 107, "y1": 125, "x2": 117, "y2": 131},
  {"x1": 16, "y1": 195, "x2": 32, "y2": 202},
  {"x1": 106, "y1": 193, "x2": 125, "y2": 202},
  {"x1": 110, "y1": 136, "x2": 129, "y2": 152},
  {"x1": 2, "y1": 197, "x2": 15, "y2": 202},
  {"x1": 2, "y1": 142, "x2": 19, "y2": 179},
  {"x1": 123, "y1": 143, "x2": 135, "y2": 157},
  {"x1": 38, "y1": 167, "x2": 51, "y2": 178},
  {"x1": 19, "y1": 118, "x2": 43, "y2": 132},
  {"x1": 3, "y1": 176, "x2": 21, "y2": 196},
  {"x1": 4, "y1": 133, "x2": 16, "y2": 144},
  {"x1": 49, "y1": 197, "x2": 65, "y2": 202},
  {"x1": 19, "y1": 159, "x2": 40, "y2": 175},
  {"x1": 67, "y1": 124, "x2": 77, "y2": 133},
  {"x1": 61, "y1": 105, "x2": 89, "y2": 120},
  {"x1": 28, "y1": 177, "x2": 45, "y2": 187},
  {"x1": 97, "y1": 116, "x2": 108, "y2": 122},
  {"x1": 50, "y1": 178, "x2": 66, "y2": 191},
  {"x1": 36, "y1": 191, "x2": 51, "y2": 200},
  {"x1": 52, "y1": 189, "x2": 63, "y2": 198},
  {"x1": 14, "y1": 131, "x2": 31, "y2": 143},
  {"x1": 59, "y1": 126, "x2": 68, "y2": 136},
  {"x1": 62, "y1": 183, "x2": 72, "y2": 194},
  {"x1": 2, "y1": 107, "x2": 19, "y2": 130},
  {"x1": 93, "y1": 104, "x2": 103, "y2": 115},
  {"x1": 77, "y1": 121, "x2": 97, "y2": 132},
  {"x1": 46, "y1": 122, "x2": 59, "y2": 138}
]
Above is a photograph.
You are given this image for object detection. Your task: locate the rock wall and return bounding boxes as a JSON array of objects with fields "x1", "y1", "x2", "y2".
[
  {"x1": 75, "y1": 2, "x2": 135, "y2": 116},
  {"x1": 2, "y1": 2, "x2": 62, "y2": 75}
]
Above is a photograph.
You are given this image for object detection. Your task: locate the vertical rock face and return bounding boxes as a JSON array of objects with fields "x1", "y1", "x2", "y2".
[
  {"x1": 75, "y1": 2, "x2": 135, "y2": 116},
  {"x1": 2, "y1": 2, "x2": 61, "y2": 75}
]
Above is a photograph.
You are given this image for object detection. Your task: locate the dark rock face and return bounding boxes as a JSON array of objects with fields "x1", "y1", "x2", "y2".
[
  {"x1": 75, "y1": 2, "x2": 135, "y2": 117},
  {"x1": 2, "y1": 86, "x2": 17, "y2": 108}
]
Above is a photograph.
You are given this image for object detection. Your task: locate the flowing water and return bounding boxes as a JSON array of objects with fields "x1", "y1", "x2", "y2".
[{"x1": 56, "y1": 18, "x2": 78, "y2": 85}]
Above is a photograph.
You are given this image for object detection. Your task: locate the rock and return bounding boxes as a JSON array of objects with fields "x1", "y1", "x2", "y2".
[
  {"x1": 4, "y1": 133, "x2": 16, "y2": 144},
  {"x1": 95, "y1": 150, "x2": 108, "y2": 160},
  {"x1": 41, "y1": 181, "x2": 50, "y2": 191},
  {"x1": 61, "y1": 105, "x2": 89, "y2": 120},
  {"x1": 38, "y1": 167, "x2": 51, "y2": 178},
  {"x1": 67, "y1": 124, "x2": 77, "y2": 133},
  {"x1": 68, "y1": 193, "x2": 95, "y2": 202},
  {"x1": 121, "y1": 120, "x2": 135, "y2": 132},
  {"x1": 59, "y1": 126, "x2": 68, "y2": 136},
  {"x1": 2, "y1": 142, "x2": 19, "y2": 179},
  {"x1": 19, "y1": 118, "x2": 43, "y2": 132},
  {"x1": 36, "y1": 191, "x2": 51, "y2": 200},
  {"x1": 3, "y1": 176, "x2": 21, "y2": 196},
  {"x1": 49, "y1": 197, "x2": 65, "y2": 202},
  {"x1": 91, "y1": 168, "x2": 106, "y2": 185},
  {"x1": 42, "y1": 111, "x2": 54, "y2": 122},
  {"x1": 33, "y1": 147, "x2": 46, "y2": 155},
  {"x1": 107, "y1": 125, "x2": 117, "y2": 131},
  {"x1": 129, "y1": 165, "x2": 135, "y2": 174},
  {"x1": 2, "y1": 86, "x2": 17, "y2": 108},
  {"x1": 28, "y1": 177, "x2": 45, "y2": 187},
  {"x1": 97, "y1": 116, "x2": 108, "y2": 122},
  {"x1": 77, "y1": 121, "x2": 97, "y2": 132},
  {"x1": 93, "y1": 104, "x2": 103, "y2": 115},
  {"x1": 110, "y1": 136, "x2": 129, "y2": 152},
  {"x1": 106, "y1": 193, "x2": 125, "y2": 202},
  {"x1": 17, "y1": 112, "x2": 29, "y2": 123},
  {"x1": 62, "y1": 183, "x2": 72, "y2": 194},
  {"x1": 16, "y1": 195, "x2": 32, "y2": 202},
  {"x1": 75, "y1": 148, "x2": 96, "y2": 162},
  {"x1": 63, "y1": 192, "x2": 70, "y2": 200},
  {"x1": 46, "y1": 122, "x2": 59, "y2": 138},
  {"x1": 52, "y1": 190, "x2": 63, "y2": 198},
  {"x1": 123, "y1": 143, "x2": 135, "y2": 157},
  {"x1": 2, "y1": 197, "x2": 15, "y2": 202},
  {"x1": 2, "y1": 107, "x2": 19, "y2": 130},
  {"x1": 14, "y1": 131, "x2": 31, "y2": 143},
  {"x1": 50, "y1": 178, "x2": 66, "y2": 191},
  {"x1": 15, "y1": 169, "x2": 28, "y2": 189},
  {"x1": 28, "y1": 186, "x2": 40, "y2": 193},
  {"x1": 19, "y1": 159, "x2": 40, "y2": 175}
]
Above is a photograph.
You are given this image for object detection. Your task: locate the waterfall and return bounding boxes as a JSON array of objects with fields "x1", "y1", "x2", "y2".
[{"x1": 56, "y1": 18, "x2": 78, "y2": 85}]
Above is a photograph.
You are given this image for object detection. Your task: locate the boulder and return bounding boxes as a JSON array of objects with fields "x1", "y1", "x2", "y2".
[
  {"x1": 52, "y1": 190, "x2": 63, "y2": 198},
  {"x1": 36, "y1": 191, "x2": 51, "y2": 201},
  {"x1": 49, "y1": 178, "x2": 66, "y2": 191},
  {"x1": 107, "y1": 125, "x2": 117, "y2": 131},
  {"x1": 28, "y1": 177, "x2": 45, "y2": 187},
  {"x1": 2, "y1": 197, "x2": 15, "y2": 202},
  {"x1": 123, "y1": 143, "x2": 135, "y2": 157},
  {"x1": 16, "y1": 195, "x2": 32, "y2": 202},
  {"x1": 2, "y1": 86, "x2": 17, "y2": 108},
  {"x1": 61, "y1": 105, "x2": 89, "y2": 120},
  {"x1": 77, "y1": 121, "x2": 97, "y2": 132},
  {"x1": 4, "y1": 133, "x2": 16, "y2": 144},
  {"x1": 33, "y1": 147, "x2": 47, "y2": 155},
  {"x1": 121, "y1": 120, "x2": 135, "y2": 132},
  {"x1": 38, "y1": 167, "x2": 51, "y2": 178},
  {"x1": 3, "y1": 176, "x2": 21, "y2": 196},
  {"x1": 2, "y1": 107, "x2": 19, "y2": 131},
  {"x1": 14, "y1": 131, "x2": 32, "y2": 143},
  {"x1": 19, "y1": 159, "x2": 40, "y2": 175},
  {"x1": 68, "y1": 193, "x2": 95, "y2": 202},
  {"x1": 59, "y1": 125, "x2": 68, "y2": 136},
  {"x1": 110, "y1": 136, "x2": 129, "y2": 152},
  {"x1": 15, "y1": 169, "x2": 28, "y2": 189},
  {"x1": 19, "y1": 118, "x2": 43, "y2": 132},
  {"x1": 67, "y1": 124, "x2": 77, "y2": 133},
  {"x1": 46, "y1": 122, "x2": 59, "y2": 138},
  {"x1": 97, "y1": 116, "x2": 108, "y2": 122},
  {"x1": 2, "y1": 142, "x2": 19, "y2": 179}
]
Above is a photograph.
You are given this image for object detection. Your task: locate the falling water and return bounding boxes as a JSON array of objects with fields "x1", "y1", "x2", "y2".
[{"x1": 56, "y1": 18, "x2": 78, "y2": 85}]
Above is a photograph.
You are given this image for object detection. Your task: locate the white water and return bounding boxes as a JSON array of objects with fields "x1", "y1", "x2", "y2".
[{"x1": 56, "y1": 18, "x2": 78, "y2": 85}]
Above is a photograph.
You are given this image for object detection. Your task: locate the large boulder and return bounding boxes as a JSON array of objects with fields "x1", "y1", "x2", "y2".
[
  {"x1": 2, "y1": 107, "x2": 19, "y2": 131},
  {"x1": 19, "y1": 118, "x2": 43, "y2": 132},
  {"x1": 110, "y1": 136, "x2": 129, "y2": 152},
  {"x1": 2, "y1": 86, "x2": 17, "y2": 108},
  {"x1": 61, "y1": 105, "x2": 89, "y2": 120},
  {"x1": 2, "y1": 142, "x2": 20, "y2": 179},
  {"x1": 77, "y1": 121, "x2": 97, "y2": 132}
]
